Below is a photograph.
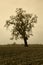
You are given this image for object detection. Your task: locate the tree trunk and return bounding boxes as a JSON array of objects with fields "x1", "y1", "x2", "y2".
[{"x1": 24, "y1": 37, "x2": 28, "y2": 47}]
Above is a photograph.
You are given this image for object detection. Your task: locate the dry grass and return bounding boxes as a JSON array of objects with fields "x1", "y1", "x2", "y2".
[{"x1": 0, "y1": 44, "x2": 43, "y2": 65}]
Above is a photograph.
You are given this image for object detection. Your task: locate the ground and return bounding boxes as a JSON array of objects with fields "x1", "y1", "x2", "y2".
[{"x1": 0, "y1": 44, "x2": 43, "y2": 65}]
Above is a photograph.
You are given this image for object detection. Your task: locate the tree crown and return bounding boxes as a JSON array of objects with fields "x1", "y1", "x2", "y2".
[{"x1": 5, "y1": 8, "x2": 37, "y2": 40}]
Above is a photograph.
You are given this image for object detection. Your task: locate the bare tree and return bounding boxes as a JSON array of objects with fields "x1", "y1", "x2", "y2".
[{"x1": 4, "y1": 8, "x2": 37, "y2": 47}]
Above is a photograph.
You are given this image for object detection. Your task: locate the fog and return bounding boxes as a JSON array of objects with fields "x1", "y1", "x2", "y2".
[{"x1": 0, "y1": 0, "x2": 43, "y2": 45}]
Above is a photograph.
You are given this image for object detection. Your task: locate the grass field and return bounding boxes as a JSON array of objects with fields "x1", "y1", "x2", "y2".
[{"x1": 0, "y1": 44, "x2": 43, "y2": 65}]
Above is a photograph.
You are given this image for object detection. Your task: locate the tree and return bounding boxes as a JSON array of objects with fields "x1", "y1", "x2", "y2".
[{"x1": 4, "y1": 8, "x2": 37, "y2": 47}]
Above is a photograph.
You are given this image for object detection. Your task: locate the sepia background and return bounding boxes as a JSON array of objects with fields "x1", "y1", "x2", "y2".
[{"x1": 0, "y1": 0, "x2": 43, "y2": 45}]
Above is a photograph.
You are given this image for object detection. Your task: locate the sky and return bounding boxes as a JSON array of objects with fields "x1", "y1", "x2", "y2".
[{"x1": 0, "y1": 0, "x2": 43, "y2": 45}]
